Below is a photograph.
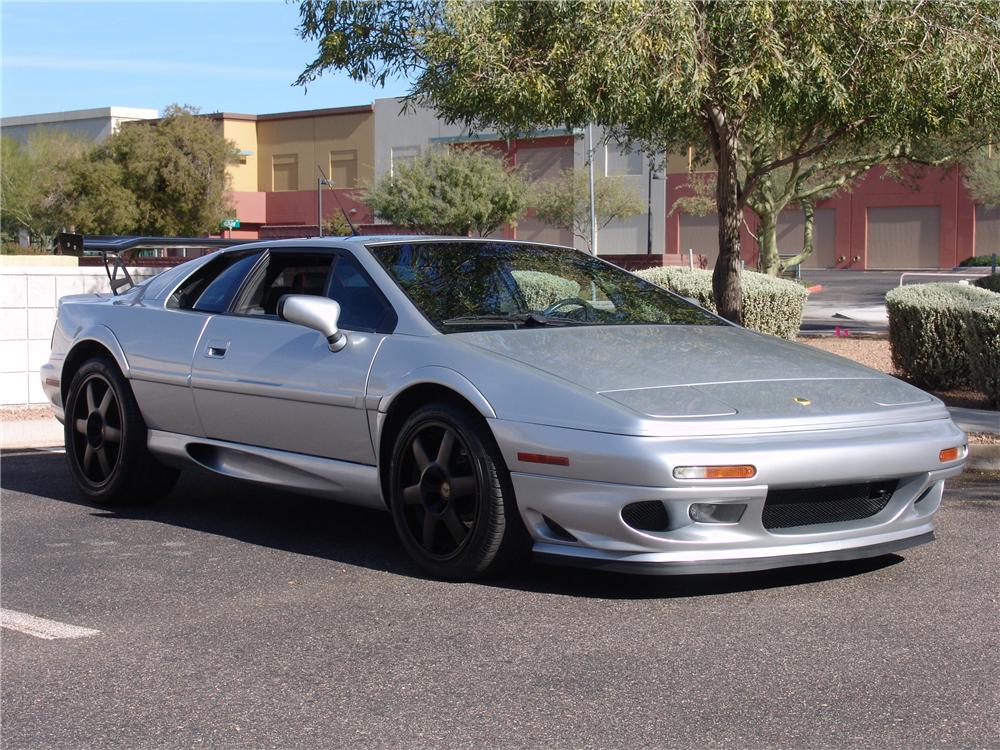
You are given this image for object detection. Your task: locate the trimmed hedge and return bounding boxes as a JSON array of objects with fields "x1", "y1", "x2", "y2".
[
  {"x1": 885, "y1": 283, "x2": 1000, "y2": 389},
  {"x1": 963, "y1": 300, "x2": 1000, "y2": 407},
  {"x1": 959, "y1": 254, "x2": 999, "y2": 267},
  {"x1": 511, "y1": 270, "x2": 582, "y2": 310},
  {"x1": 635, "y1": 266, "x2": 808, "y2": 339},
  {"x1": 973, "y1": 274, "x2": 1000, "y2": 294}
]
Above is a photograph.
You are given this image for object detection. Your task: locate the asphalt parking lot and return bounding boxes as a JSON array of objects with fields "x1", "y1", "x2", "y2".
[{"x1": 2, "y1": 450, "x2": 998, "y2": 749}]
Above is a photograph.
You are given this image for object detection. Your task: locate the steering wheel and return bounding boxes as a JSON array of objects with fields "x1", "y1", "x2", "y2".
[{"x1": 542, "y1": 297, "x2": 597, "y2": 321}]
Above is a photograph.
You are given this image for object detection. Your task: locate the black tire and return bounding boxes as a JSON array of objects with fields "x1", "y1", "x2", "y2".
[
  {"x1": 388, "y1": 402, "x2": 529, "y2": 580},
  {"x1": 64, "y1": 356, "x2": 179, "y2": 507}
]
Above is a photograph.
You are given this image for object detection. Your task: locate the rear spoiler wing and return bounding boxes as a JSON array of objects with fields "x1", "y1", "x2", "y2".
[{"x1": 101, "y1": 250, "x2": 136, "y2": 296}]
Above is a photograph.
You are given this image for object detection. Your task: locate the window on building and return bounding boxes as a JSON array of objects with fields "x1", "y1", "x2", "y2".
[
  {"x1": 517, "y1": 145, "x2": 572, "y2": 183},
  {"x1": 390, "y1": 145, "x2": 420, "y2": 175},
  {"x1": 605, "y1": 144, "x2": 644, "y2": 176},
  {"x1": 329, "y1": 149, "x2": 358, "y2": 188},
  {"x1": 272, "y1": 154, "x2": 299, "y2": 191}
]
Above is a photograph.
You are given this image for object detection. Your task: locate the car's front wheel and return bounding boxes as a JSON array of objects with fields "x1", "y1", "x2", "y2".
[
  {"x1": 64, "y1": 356, "x2": 179, "y2": 506},
  {"x1": 388, "y1": 403, "x2": 528, "y2": 580}
]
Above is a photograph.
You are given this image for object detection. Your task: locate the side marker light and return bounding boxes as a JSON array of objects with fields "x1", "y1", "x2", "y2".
[
  {"x1": 673, "y1": 465, "x2": 756, "y2": 480},
  {"x1": 939, "y1": 446, "x2": 966, "y2": 463},
  {"x1": 517, "y1": 452, "x2": 570, "y2": 467}
]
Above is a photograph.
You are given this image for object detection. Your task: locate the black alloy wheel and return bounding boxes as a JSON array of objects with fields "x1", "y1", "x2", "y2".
[
  {"x1": 389, "y1": 403, "x2": 528, "y2": 580},
  {"x1": 64, "y1": 356, "x2": 179, "y2": 506},
  {"x1": 70, "y1": 373, "x2": 123, "y2": 486},
  {"x1": 399, "y1": 420, "x2": 479, "y2": 559}
]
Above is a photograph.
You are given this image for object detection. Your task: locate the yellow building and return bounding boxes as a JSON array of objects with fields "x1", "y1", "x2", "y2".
[{"x1": 208, "y1": 105, "x2": 375, "y2": 238}]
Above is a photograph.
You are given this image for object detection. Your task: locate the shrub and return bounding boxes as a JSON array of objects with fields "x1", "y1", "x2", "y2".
[
  {"x1": 885, "y1": 283, "x2": 1000, "y2": 388},
  {"x1": 959, "y1": 254, "x2": 999, "y2": 267},
  {"x1": 634, "y1": 266, "x2": 808, "y2": 339},
  {"x1": 511, "y1": 270, "x2": 581, "y2": 310},
  {"x1": 963, "y1": 300, "x2": 1000, "y2": 407},
  {"x1": 973, "y1": 274, "x2": 1000, "y2": 294}
]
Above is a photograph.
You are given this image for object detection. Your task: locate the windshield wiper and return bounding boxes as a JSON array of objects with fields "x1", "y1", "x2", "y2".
[{"x1": 441, "y1": 312, "x2": 586, "y2": 328}]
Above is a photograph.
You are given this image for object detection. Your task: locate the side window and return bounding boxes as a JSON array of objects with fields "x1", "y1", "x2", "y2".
[
  {"x1": 328, "y1": 255, "x2": 395, "y2": 332},
  {"x1": 168, "y1": 251, "x2": 262, "y2": 311},
  {"x1": 232, "y1": 253, "x2": 334, "y2": 317}
]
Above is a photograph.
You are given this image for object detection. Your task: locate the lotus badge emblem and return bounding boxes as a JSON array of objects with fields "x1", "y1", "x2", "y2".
[{"x1": 794, "y1": 396, "x2": 812, "y2": 406}]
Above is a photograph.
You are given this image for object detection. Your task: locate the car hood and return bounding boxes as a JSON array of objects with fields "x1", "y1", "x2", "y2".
[{"x1": 451, "y1": 325, "x2": 939, "y2": 423}]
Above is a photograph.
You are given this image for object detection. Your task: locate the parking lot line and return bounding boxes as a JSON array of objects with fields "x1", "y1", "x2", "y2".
[{"x1": 0, "y1": 608, "x2": 100, "y2": 640}]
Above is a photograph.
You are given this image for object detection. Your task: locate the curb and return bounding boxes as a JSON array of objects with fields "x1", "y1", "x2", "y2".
[
  {"x1": 1, "y1": 418, "x2": 63, "y2": 451},
  {"x1": 805, "y1": 284, "x2": 823, "y2": 294}
]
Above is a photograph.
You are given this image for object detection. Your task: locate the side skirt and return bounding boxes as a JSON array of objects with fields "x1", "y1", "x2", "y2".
[{"x1": 147, "y1": 430, "x2": 386, "y2": 511}]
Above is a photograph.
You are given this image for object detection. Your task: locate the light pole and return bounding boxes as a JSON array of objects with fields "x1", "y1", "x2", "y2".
[
  {"x1": 587, "y1": 124, "x2": 597, "y2": 255},
  {"x1": 317, "y1": 177, "x2": 334, "y2": 237}
]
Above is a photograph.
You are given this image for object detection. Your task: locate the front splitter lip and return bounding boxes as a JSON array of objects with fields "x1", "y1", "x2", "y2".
[{"x1": 533, "y1": 530, "x2": 935, "y2": 576}]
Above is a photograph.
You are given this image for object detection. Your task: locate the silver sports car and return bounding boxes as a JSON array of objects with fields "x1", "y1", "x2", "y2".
[{"x1": 42, "y1": 237, "x2": 967, "y2": 579}]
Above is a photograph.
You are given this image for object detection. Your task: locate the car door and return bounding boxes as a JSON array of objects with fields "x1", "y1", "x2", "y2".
[
  {"x1": 121, "y1": 249, "x2": 265, "y2": 436},
  {"x1": 189, "y1": 248, "x2": 396, "y2": 464}
]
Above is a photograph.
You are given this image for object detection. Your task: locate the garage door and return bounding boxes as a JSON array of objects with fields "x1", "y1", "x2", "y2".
[
  {"x1": 867, "y1": 206, "x2": 941, "y2": 269},
  {"x1": 975, "y1": 204, "x2": 1000, "y2": 258},
  {"x1": 776, "y1": 208, "x2": 836, "y2": 268},
  {"x1": 679, "y1": 213, "x2": 719, "y2": 268}
]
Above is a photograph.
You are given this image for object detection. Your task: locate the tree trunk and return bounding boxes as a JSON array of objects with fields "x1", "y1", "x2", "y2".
[
  {"x1": 712, "y1": 131, "x2": 743, "y2": 324},
  {"x1": 778, "y1": 200, "x2": 816, "y2": 270},
  {"x1": 758, "y1": 211, "x2": 780, "y2": 275}
]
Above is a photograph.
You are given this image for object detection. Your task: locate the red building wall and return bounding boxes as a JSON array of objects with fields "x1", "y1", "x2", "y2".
[{"x1": 666, "y1": 165, "x2": 980, "y2": 269}]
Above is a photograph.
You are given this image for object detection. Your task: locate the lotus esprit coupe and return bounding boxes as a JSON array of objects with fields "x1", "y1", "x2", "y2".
[{"x1": 42, "y1": 237, "x2": 967, "y2": 579}]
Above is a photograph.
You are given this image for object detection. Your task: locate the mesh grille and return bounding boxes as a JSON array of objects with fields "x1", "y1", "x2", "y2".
[
  {"x1": 763, "y1": 481, "x2": 898, "y2": 530},
  {"x1": 621, "y1": 501, "x2": 670, "y2": 532}
]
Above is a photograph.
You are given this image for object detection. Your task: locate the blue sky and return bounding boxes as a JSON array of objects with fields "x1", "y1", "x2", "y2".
[{"x1": 1, "y1": 1, "x2": 411, "y2": 117}]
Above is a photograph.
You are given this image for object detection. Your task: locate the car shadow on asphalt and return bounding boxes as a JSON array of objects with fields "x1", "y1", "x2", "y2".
[{"x1": 4, "y1": 451, "x2": 906, "y2": 600}]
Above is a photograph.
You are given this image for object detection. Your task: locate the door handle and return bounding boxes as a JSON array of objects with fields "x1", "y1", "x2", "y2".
[{"x1": 205, "y1": 339, "x2": 229, "y2": 358}]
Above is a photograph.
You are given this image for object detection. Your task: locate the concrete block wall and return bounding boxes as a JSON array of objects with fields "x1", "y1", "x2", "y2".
[{"x1": 1, "y1": 265, "x2": 165, "y2": 406}]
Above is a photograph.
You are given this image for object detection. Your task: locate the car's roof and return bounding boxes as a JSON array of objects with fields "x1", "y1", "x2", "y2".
[{"x1": 226, "y1": 235, "x2": 577, "y2": 253}]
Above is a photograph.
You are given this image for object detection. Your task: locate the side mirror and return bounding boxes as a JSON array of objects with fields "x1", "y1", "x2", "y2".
[{"x1": 277, "y1": 294, "x2": 347, "y2": 352}]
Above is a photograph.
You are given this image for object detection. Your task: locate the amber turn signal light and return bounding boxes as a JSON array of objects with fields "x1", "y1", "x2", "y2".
[
  {"x1": 673, "y1": 465, "x2": 757, "y2": 480},
  {"x1": 938, "y1": 446, "x2": 965, "y2": 462}
]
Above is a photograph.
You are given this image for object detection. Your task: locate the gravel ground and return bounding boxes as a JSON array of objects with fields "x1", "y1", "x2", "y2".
[
  {"x1": 1, "y1": 405, "x2": 55, "y2": 422},
  {"x1": 798, "y1": 335, "x2": 895, "y2": 373}
]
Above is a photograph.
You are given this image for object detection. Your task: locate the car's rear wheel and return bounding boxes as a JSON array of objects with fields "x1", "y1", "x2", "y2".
[
  {"x1": 64, "y1": 356, "x2": 179, "y2": 506},
  {"x1": 388, "y1": 403, "x2": 528, "y2": 580}
]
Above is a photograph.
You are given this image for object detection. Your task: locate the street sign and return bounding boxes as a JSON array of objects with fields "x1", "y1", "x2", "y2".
[{"x1": 221, "y1": 218, "x2": 240, "y2": 229}]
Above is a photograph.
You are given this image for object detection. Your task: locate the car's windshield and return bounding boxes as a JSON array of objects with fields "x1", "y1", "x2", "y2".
[{"x1": 368, "y1": 241, "x2": 724, "y2": 332}]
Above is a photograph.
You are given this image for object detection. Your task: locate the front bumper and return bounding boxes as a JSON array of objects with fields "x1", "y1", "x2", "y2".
[
  {"x1": 491, "y1": 417, "x2": 966, "y2": 575},
  {"x1": 534, "y1": 531, "x2": 935, "y2": 575}
]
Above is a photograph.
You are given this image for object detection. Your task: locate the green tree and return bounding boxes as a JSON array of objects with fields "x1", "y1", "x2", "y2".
[
  {"x1": 531, "y1": 169, "x2": 644, "y2": 253},
  {"x1": 97, "y1": 104, "x2": 240, "y2": 236},
  {"x1": 964, "y1": 150, "x2": 1000, "y2": 207},
  {"x1": 296, "y1": 0, "x2": 1000, "y2": 324},
  {"x1": 1, "y1": 129, "x2": 88, "y2": 246},
  {"x1": 322, "y1": 211, "x2": 354, "y2": 237},
  {"x1": 55, "y1": 157, "x2": 140, "y2": 235},
  {"x1": 365, "y1": 147, "x2": 528, "y2": 235}
]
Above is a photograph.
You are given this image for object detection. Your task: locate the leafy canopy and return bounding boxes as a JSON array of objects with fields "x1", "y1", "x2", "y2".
[
  {"x1": 98, "y1": 104, "x2": 240, "y2": 236},
  {"x1": 1, "y1": 128, "x2": 89, "y2": 246},
  {"x1": 365, "y1": 147, "x2": 529, "y2": 236},
  {"x1": 297, "y1": 1, "x2": 1000, "y2": 321},
  {"x1": 964, "y1": 151, "x2": 1000, "y2": 208}
]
